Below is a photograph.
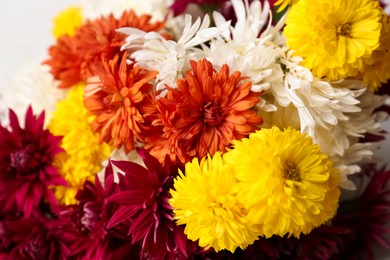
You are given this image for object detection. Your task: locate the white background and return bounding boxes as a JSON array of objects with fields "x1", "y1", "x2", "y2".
[{"x1": 0, "y1": 1, "x2": 389, "y2": 258}]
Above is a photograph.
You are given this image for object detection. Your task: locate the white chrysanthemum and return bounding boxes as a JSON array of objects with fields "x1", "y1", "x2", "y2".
[
  {"x1": 81, "y1": 0, "x2": 172, "y2": 21},
  {"x1": 204, "y1": 0, "x2": 285, "y2": 93},
  {"x1": 328, "y1": 86, "x2": 387, "y2": 189},
  {"x1": 0, "y1": 62, "x2": 66, "y2": 127},
  {"x1": 120, "y1": 14, "x2": 230, "y2": 92}
]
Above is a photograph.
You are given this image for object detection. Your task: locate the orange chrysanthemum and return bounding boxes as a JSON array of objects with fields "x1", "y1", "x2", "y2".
[
  {"x1": 84, "y1": 55, "x2": 157, "y2": 153},
  {"x1": 45, "y1": 10, "x2": 166, "y2": 88},
  {"x1": 145, "y1": 59, "x2": 263, "y2": 164},
  {"x1": 45, "y1": 36, "x2": 83, "y2": 88}
]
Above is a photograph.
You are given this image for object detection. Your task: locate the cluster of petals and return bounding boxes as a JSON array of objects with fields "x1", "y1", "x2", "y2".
[
  {"x1": 84, "y1": 55, "x2": 157, "y2": 153},
  {"x1": 144, "y1": 58, "x2": 262, "y2": 164},
  {"x1": 0, "y1": 107, "x2": 65, "y2": 218},
  {"x1": 45, "y1": 10, "x2": 166, "y2": 88}
]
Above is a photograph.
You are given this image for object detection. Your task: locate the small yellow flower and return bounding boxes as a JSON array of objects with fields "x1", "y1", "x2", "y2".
[
  {"x1": 170, "y1": 153, "x2": 259, "y2": 253},
  {"x1": 49, "y1": 83, "x2": 111, "y2": 205},
  {"x1": 283, "y1": 0, "x2": 382, "y2": 81},
  {"x1": 224, "y1": 127, "x2": 340, "y2": 238},
  {"x1": 360, "y1": 15, "x2": 390, "y2": 92},
  {"x1": 53, "y1": 6, "x2": 83, "y2": 39}
]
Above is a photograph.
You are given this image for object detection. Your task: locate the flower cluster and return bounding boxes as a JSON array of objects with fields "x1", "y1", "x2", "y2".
[{"x1": 1, "y1": 0, "x2": 390, "y2": 259}]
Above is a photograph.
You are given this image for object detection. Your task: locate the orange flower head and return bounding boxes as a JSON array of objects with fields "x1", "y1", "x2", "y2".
[
  {"x1": 84, "y1": 55, "x2": 157, "y2": 153},
  {"x1": 45, "y1": 10, "x2": 166, "y2": 88},
  {"x1": 145, "y1": 59, "x2": 263, "y2": 164},
  {"x1": 45, "y1": 36, "x2": 83, "y2": 88}
]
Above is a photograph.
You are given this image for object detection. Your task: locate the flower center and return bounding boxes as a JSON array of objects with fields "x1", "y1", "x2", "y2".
[
  {"x1": 336, "y1": 23, "x2": 352, "y2": 38},
  {"x1": 10, "y1": 146, "x2": 41, "y2": 175},
  {"x1": 81, "y1": 201, "x2": 103, "y2": 232},
  {"x1": 284, "y1": 162, "x2": 301, "y2": 181},
  {"x1": 203, "y1": 101, "x2": 224, "y2": 127},
  {"x1": 22, "y1": 234, "x2": 49, "y2": 259}
]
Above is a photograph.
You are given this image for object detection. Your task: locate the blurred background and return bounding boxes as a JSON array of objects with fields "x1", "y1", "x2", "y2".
[{"x1": 0, "y1": 0, "x2": 389, "y2": 258}]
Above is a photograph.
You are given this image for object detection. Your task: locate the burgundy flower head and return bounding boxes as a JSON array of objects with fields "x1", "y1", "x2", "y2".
[
  {"x1": 333, "y1": 167, "x2": 390, "y2": 260},
  {"x1": 0, "y1": 106, "x2": 66, "y2": 218},
  {"x1": 61, "y1": 169, "x2": 140, "y2": 259},
  {"x1": 106, "y1": 149, "x2": 200, "y2": 259},
  {"x1": 0, "y1": 216, "x2": 77, "y2": 260}
]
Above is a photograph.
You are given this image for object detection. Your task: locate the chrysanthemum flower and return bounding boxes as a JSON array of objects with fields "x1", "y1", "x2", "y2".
[
  {"x1": 106, "y1": 149, "x2": 196, "y2": 259},
  {"x1": 145, "y1": 59, "x2": 262, "y2": 164},
  {"x1": 360, "y1": 15, "x2": 390, "y2": 92},
  {"x1": 283, "y1": 0, "x2": 382, "y2": 80},
  {"x1": 170, "y1": 152, "x2": 260, "y2": 252},
  {"x1": 48, "y1": 83, "x2": 112, "y2": 205},
  {"x1": 224, "y1": 126, "x2": 341, "y2": 238},
  {"x1": 45, "y1": 10, "x2": 166, "y2": 88},
  {"x1": 52, "y1": 6, "x2": 83, "y2": 39},
  {"x1": 292, "y1": 225, "x2": 351, "y2": 259},
  {"x1": 45, "y1": 35, "x2": 83, "y2": 89},
  {"x1": 1, "y1": 217, "x2": 77, "y2": 260},
  {"x1": 62, "y1": 173, "x2": 140, "y2": 259},
  {"x1": 333, "y1": 167, "x2": 390, "y2": 259},
  {"x1": 84, "y1": 55, "x2": 157, "y2": 153},
  {"x1": 0, "y1": 107, "x2": 66, "y2": 218}
]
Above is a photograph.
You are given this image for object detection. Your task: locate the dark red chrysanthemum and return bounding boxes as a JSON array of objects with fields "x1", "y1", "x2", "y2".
[
  {"x1": 106, "y1": 149, "x2": 200, "y2": 259},
  {"x1": 289, "y1": 225, "x2": 350, "y2": 260},
  {"x1": 0, "y1": 216, "x2": 77, "y2": 260},
  {"x1": 45, "y1": 10, "x2": 167, "y2": 88},
  {"x1": 61, "y1": 171, "x2": 140, "y2": 259},
  {"x1": 332, "y1": 167, "x2": 390, "y2": 260},
  {"x1": 145, "y1": 59, "x2": 262, "y2": 164},
  {"x1": 0, "y1": 107, "x2": 66, "y2": 218}
]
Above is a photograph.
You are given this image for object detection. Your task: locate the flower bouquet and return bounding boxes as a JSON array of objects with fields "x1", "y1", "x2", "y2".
[{"x1": 1, "y1": 0, "x2": 390, "y2": 259}]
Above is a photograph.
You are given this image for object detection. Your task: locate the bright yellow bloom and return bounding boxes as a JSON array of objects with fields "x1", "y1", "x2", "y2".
[
  {"x1": 360, "y1": 15, "x2": 390, "y2": 92},
  {"x1": 49, "y1": 84, "x2": 111, "y2": 205},
  {"x1": 274, "y1": 0, "x2": 299, "y2": 13},
  {"x1": 283, "y1": 0, "x2": 382, "y2": 81},
  {"x1": 224, "y1": 127, "x2": 340, "y2": 238},
  {"x1": 170, "y1": 153, "x2": 259, "y2": 253},
  {"x1": 53, "y1": 6, "x2": 83, "y2": 39}
]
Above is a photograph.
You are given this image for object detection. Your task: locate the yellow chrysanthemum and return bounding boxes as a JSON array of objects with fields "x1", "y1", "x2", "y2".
[
  {"x1": 283, "y1": 0, "x2": 382, "y2": 80},
  {"x1": 274, "y1": 0, "x2": 299, "y2": 13},
  {"x1": 53, "y1": 6, "x2": 83, "y2": 39},
  {"x1": 49, "y1": 83, "x2": 111, "y2": 205},
  {"x1": 360, "y1": 15, "x2": 390, "y2": 92},
  {"x1": 170, "y1": 153, "x2": 259, "y2": 253},
  {"x1": 224, "y1": 126, "x2": 340, "y2": 238}
]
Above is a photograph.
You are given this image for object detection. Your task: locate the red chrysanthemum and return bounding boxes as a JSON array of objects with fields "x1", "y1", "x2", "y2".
[
  {"x1": 45, "y1": 10, "x2": 166, "y2": 88},
  {"x1": 0, "y1": 216, "x2": 77, "y2": 260},
  {"x1": 289, "y1": 225, "x2": 351, "y2": 260},
  {"x1": 84, "y1": 55, "x2": 157, "y2": 153},
  {"x1": 0, "y1": 107, "x2": 66, "y2": 218},
  {"x1": 145, "y1": 59, "x2": 262, "y2": 164},
  {"x1": 332, "y1": 167, "x2": 390, "y2": 260},
  {"x1": 106, "y1": 149, "x2": 200, "y2": 259},
  {"x1": 61, "y1": 172, "x2": 140, "y2": 259}
]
